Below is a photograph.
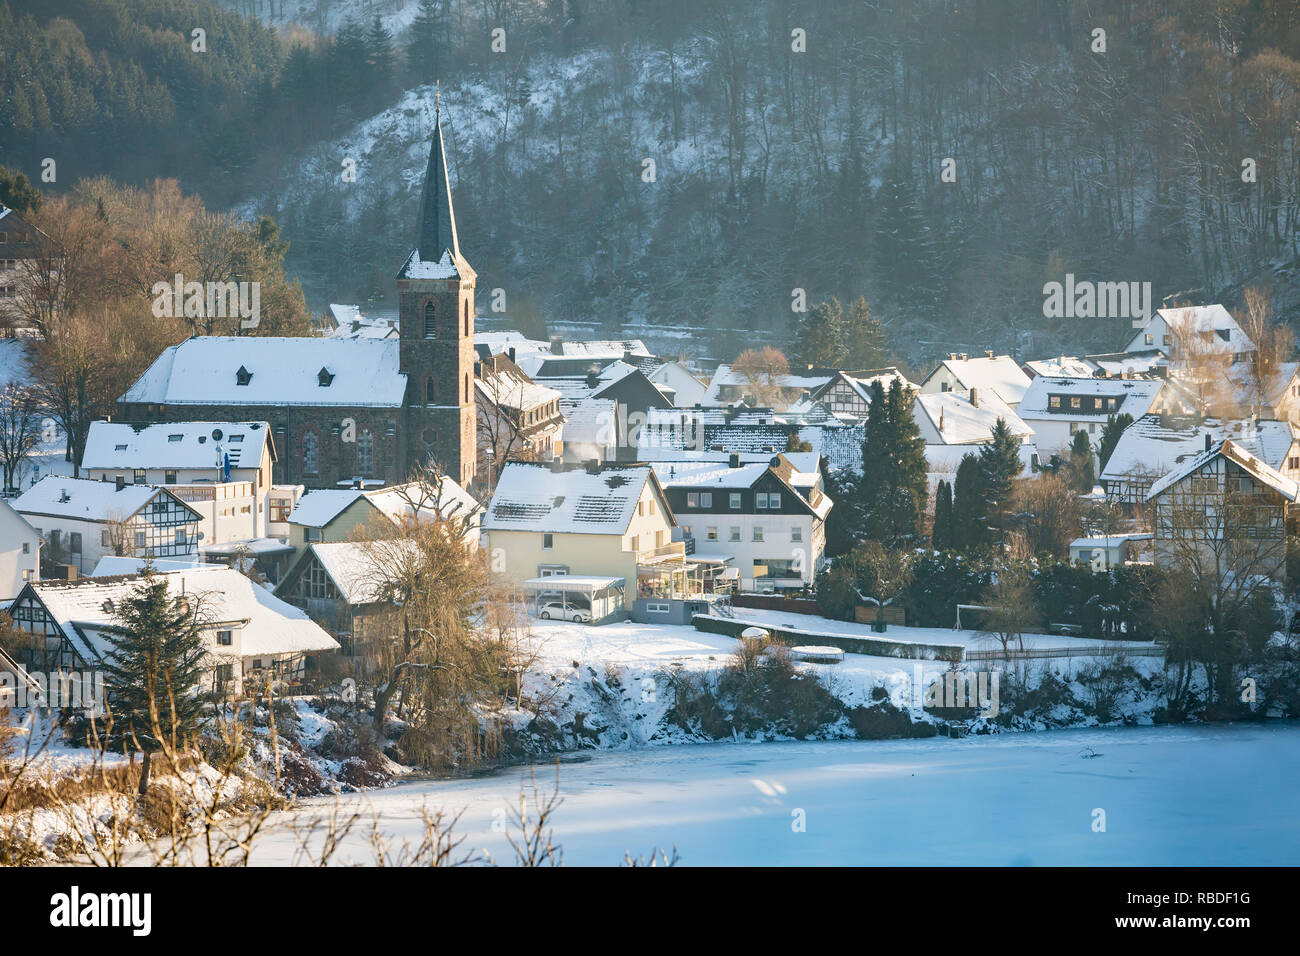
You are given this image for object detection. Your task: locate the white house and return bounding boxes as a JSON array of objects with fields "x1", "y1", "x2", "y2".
[
  {"x1": 913, "y1": 389, "x2": 1035, "y2": 446},
  {"x1": 1016, "y1": 376, "x2": 1165, "y2": 455},
  {"x1": 810, "y1": 368, "x2": 917, "y2": 422},
  {"x1": 81, "y1": 420, "x2": 276, "y2": 547},
  {"x1": 13, "y1": 476, "x2": 202, "y2": 575},
  {"x1": 0, "y1": 497, "x2": 39, "y2": 600},
  {"x1": 1124, "y1": 304, "x2": 1255, "y2": 363},
  {"x1": 920, "y1": 353, "x2": 1033, "y2": 409},
  {"x1": 650, "y1": 453, "x2": 832, "y2": 591},
  {"x1": 647, "y1": 360, "x2": 710, "y2": 408},
  {"x1": 4, "y1": 567, "x2": 340, "y2": 697}
]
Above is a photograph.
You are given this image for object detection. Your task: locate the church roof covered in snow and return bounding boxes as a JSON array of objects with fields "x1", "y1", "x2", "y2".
[{"x1": 119, "y1": 336, "x2": 407, "y2": 407}]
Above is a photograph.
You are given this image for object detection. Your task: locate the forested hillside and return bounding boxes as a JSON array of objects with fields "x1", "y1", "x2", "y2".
[{"x1": 5, "y1": 0, "x2": 1300, "y2": 365}]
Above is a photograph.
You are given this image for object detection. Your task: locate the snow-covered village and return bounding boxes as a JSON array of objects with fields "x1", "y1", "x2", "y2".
[{"x1": 0, "y1": 0, "x2": 1295, "y2": 920}]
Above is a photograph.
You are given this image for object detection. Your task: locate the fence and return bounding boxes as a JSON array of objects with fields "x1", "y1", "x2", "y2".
[
  {"x1": 693, "y1": 613, "x2": 964, "y2": 662},
  {"x1": 731, "y1": 593, "x2": 821, "y2": 615},
  {"x1": 964, "y1": 643, "x2": 1164, "y2": 662}
]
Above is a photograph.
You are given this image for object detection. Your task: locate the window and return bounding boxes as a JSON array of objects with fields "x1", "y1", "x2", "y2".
[
  {"x1": 317, "y1": 367, "x2": 335, "y2": 387},
  {"x1": 753, "y1": 527, "x2": 764, "y2": 542},
  {"x1": 270, "y1": 498, "x2": 291, "y2": 522},
  {"x1": 21, "y1": 541, "x2": 29, "y2": 554},
  {"x1": 133, "y1": 469, "x2": 146, "y2": 484},
  {"x1": 792, "y1": 525, "x2": 802, "y2": 542},
  {"x1": 236, "y1": 365, "x2": 253, "y2": 386},
  {"x1": 542, "y1": 532, "x2": 553, "y2": 550},
  {"x1": 730, "y1": 493, "x2": 741, "y2": 509},
  {"x1": 1290, "y1": 457, "x2": 1299, "y2": 470},
  {"x1": 638, "y1": 501, "x2": 645, "y2": 516},
  {"x1": 464, "y1": 300, "x2": 470, "y2": 336},
  {"x1": 646, "y1": 602, "x2": 669, "y2": 614},
  {"x1": 217, "y1": 630, "x2": 233, "y2": 646},
  {"x1": 426, "y1": 376, "x2": 437, "y2": 405},
  {"x1": 69, "y1": 533, "x2": 81, "y2": 554},
  {"x1": 756, "y1": 493, "x2": 768, "y2": 510},
  {"x1": 655, "y1": 530, "x2": 664, "y2": 547},
  {"x1": 1144, "y1": 334, "x2": 1153, "y2": 345},
  {"x1": 687, "y1": 492, "x2": 699, "y2": 508},
  {"x1": 1049, "y1": 396, "x2": 1061, "y2": 409},
  {"x1": 706, "y1": 526, "x2": 718, "y2": 541},
  {"x1": 1070, "y1": 397, "x2": 1082, "y2": 409},
  {"x1": 305, "y1": 527, "x2": 321, "y2": 542},
  {"x1": 630, "y1": 535, "x2": 640, "y2": 552},
  {"x1": 357, "y1": 428, "x2": 374, "y2": 475},
  {"x1": 649, "y1": 499, "x2": 657, "y2": 514},
  {"x1": 424, "y1": 301, "x2": 437, "y2": 338},
  {"x1": 101, "y1": 530, "x2": 112, "y2": 547},
  {"x1": 729, "y1": 526, "x2": 741, "y2": 541},
  {"x1": 699, "y1": 493, "x2": 711, "y2": 508},
  {"x1": 175, "y1": 529, "x2": 186, "y2": 545},
  {"x1": 165, "y1": 470, "x2": 177, "y2": 484},
  {"x1": 465, "y1": 374, "x2": 470, "y2": 404},
  {"x1": 135, "y1": 531, "x2": 146, "y2": 548},
  {"x1": 768, "y1": 493, "x2": 781, "y2": 509},
  {"x1": 302, "y1": 432, "x2": 318, "y2": 475}
]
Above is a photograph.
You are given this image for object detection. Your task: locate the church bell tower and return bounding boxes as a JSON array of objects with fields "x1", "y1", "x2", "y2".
[{"x1": 397, "y1": 95, "x2": 477, "y2": 487}]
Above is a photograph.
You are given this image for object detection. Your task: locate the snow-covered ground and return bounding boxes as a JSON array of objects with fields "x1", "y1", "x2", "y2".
[{"x1": 251, "y1": 724, "x2": 1300, "y2": 865}]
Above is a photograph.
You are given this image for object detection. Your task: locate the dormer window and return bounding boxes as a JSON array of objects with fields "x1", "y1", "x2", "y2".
[
  {"x1": 424, "y1": 302, "x2": 437, "y2": 338},
  {"x1": 318, "y1": 367, "x2": 335, "y2": 387},
  {"x1": 236, "y1": 365, "x2": 252, "y2": 386}
]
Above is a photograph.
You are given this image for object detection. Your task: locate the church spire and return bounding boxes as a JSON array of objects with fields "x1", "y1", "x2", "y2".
[{"x1": 416, "y1": 85, "x2": 460, "y2": 264}]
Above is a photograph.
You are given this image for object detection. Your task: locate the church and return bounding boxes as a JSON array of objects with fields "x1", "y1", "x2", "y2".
[{"x1": 118, "y1": 109, "x2": 477, "y2": 490}]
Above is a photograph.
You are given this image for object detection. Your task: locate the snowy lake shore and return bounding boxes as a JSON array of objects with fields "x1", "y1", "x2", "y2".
[{"x1": 251, "y1": 723, "x2": 1300, "y2": 866}]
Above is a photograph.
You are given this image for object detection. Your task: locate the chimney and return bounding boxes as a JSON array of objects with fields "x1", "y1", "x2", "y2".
[
  {"x1": 507, "y1": 347, "x2": 516, "y2": 363},
  {"x1": 986, "y1": 350, "x2": 995, "y2": 359},
  {"x1": 940, "y1": 407, "x2": 946, "y2": 432},
  {"x1": 728, "y1": 452, "x2": 741, "y2": 469},
  {"x1": 550, "y1": 336, "x2": 564, "y2": 355},
  {"x1": 969, "y1": 387, "x2": 979, "y2": 408},
  {"x1": 115, "y1": 476, "x2": 125, "y2": 491},
  {"x1": 1205, "y1": 432, "x2": 1212, "y2": 453},
  {"x1": 586, "y1": 370, "x2": 600, "y2": 390},
  {"x1": 584, "y1": 460, "x2": 602, "y2": 475}
]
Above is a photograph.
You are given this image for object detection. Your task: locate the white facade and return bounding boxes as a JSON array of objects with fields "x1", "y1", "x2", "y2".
[
  {"x1": 648, "y1": 362, "x2": 709, "y2": 408},
  {"x1": 0, "y1": 498, "x2": 39, "y2": 600}
]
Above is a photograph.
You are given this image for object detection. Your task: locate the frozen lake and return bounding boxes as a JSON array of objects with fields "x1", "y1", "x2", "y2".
[{"x1": 255, "y1": 725, "x2": 1300, "y2": 866}]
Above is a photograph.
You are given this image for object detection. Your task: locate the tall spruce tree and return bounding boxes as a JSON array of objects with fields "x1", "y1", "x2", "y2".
[
  {"x1": 874, "y1": 161, "x2": 942, "y2": 311},
  {"x1": 407, "y1": 0, "x2": 447, "y2": 84},
  {"x1": 1068, "y1": 428, "x2": 1095, "y2": 492},
  {"x1": 977, "y1": 418, "x2": 1024, "y2": 542},
  {"x1": 99, "y1": 569, "x2": 208, "y2": 796},
  {"x1": 791, "y1": 297, "x2": 845, "y2": 368},
  {"x1": 858, "y1": 378, "x2": 929, "y2": 546},
  {"x1": 952, "y1": 452, "x2": 986, "y2": 551},
  {"x1": 932, "y1": 479, "x2": 954, "y2": 550},
  {"x1": 843, "y1": 296, "x2": 889, "y2": 368}
]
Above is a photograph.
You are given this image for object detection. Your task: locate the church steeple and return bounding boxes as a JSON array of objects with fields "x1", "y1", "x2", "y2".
[{"x1": 415, "y1": 89, "x2": 460, "y2": 264}]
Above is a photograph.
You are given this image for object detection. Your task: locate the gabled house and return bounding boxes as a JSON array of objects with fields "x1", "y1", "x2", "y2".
[
  {"x1": 13, "y1": 476, "x2": 202, "y2": 575},
  {"x1": 701, "y1": 364, "x2": 835, "y2": 410},
  {"x1": 275, "y1": 540, "x2": 414, "y2": 651},
  {"x1": 651, "y1": 453, "x2": 832, "y2": 591},
  {"x1": 646, "y1": 360, "x2": 709, "y2": 408},
  {"x1": 483, "y1": 462, "x2": 683, "y2": 620},
  {"x1": 3, "y1": 568, "x2": 340, "y2": 696},
  {"x1": 81, "y1": 420, "x2": 277, "y2": 545},
  {"x1": 1016, "y1": 376, "x2": 1165, "y2": 454},
  {"x1": 920, "y1": 352, "x2": 1033, "y2": 409},
  {"x1": 1099, "y1": 414, "x2": 1300, "y2": 506},
  {"x1": 1, "y1": 497, "x2": 40, "y2": 600},
  {"x1": 1147, "y1": 438, "x2": 1296, "y2": 582},
  {"x1": 0, "y1": 205, "x2": 60, "y2": 333},
  {"x1": 914, "y1": 389, "x2": 1035, "y2": 446},
  {"x1": 1125, "y1": 305, "x2": 1255, "y2": 364},
  {"x1": 810, "y1": 368, "x2": 917, "y2": 422},
  {"x1": 1022, "y1": 355, "x2": 1100, "y2": 379}
]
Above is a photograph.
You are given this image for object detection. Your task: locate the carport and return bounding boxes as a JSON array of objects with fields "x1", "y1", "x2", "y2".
[{"x1": 522, "y1": 575, "x2": 626, "y2": 624}]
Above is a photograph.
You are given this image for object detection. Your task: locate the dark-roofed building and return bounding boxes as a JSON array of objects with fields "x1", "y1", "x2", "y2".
[{"x1": 117, "y1": 105, "x2": 478, "y2": 490}]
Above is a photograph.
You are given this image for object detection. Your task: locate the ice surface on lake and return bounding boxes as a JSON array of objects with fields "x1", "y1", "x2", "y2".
[{"x1": 254, "y1": 725, "x2": 1300, "y2": 866}]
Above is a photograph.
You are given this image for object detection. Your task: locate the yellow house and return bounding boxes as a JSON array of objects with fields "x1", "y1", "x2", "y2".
[{"x1": 483, "y1": 462, "x2": 679, "y2": 601}]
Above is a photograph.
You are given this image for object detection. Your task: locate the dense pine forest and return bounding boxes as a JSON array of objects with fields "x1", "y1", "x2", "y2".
[{"x1": 4, "y1": 0, "x2": 1300, "y2": 364}]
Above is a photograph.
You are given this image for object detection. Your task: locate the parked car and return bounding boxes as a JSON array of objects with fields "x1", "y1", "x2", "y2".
[{"x1": 538, "y1": 602, "x2": 591, "y2": 623}]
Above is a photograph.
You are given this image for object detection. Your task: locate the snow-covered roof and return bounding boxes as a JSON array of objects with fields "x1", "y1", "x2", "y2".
[
  {"x1": 397, "y1": 247, "x2": 461, "y2": 280},
  {"x1": 560, "y1": 398, "x2": 617, "y2": 445},
  {"x1": 484, "y1": 463, "x2": 656, "y2": 534},
  {"x1": 26, "y1": 568, "x2": 339, "y2": 661},
  {"x1": 13, "y1": 476, "x2": 198, "y2": 524},
  {"x1": 651, "y1": 460, "x2": 772, "y2": 489},
  {"x1": 1070, "y1": 533, "x2": 1152, "y2": 548},
  {"x1": 365, "y1": 477, "x2": 481, "y2": 527},
  {"x1": 1023, "y1": 356, "x2": 1098, "y2": 378},
  {"x1": 1087, "y1": 350, "x2": 1167, "y2": 376},
  {"x1": 287, "y1": 489, "x2": 367, "y2": 528},
  {"x1": 92, "y1": 556, "x2": 222, "y2": 575},
  {"x1": 1100, "y1": 414, "x2": 1296, "y2": 482},
  {"x1": 81, "y1": 421, "x2": 272, "y2": 471},
  {"x1": 475, "y1": 362, "x2": 563, "y2": 412},
  {"x1": 915, "y1": 391, "x2": 1034, "y2": 445},
  {"x1": 815, "y1": 368, "x2": 917, "y2": 405},
  {"x1": 1017, "y1": 376, "x2": 1165, "y2": 420},
  {"x1": 702, "y1": 364, "x2": 834, "y2": 405},
  {"x1": 1226, "y1": 361, "x2": 1300, "y2": 408},
  {"x1": 1127, "y1": 304, "x2": 1255, "y2": 355},
  {"x1": 1147, "y1": 439, "x2": 1299, "y2": 501},
  {"x1": 120, "y1": 336, "x2": 406, "y2": 407},
  {"x1": 930, "y1": 354, "x2": 1032, "y2": 406},
  {"x1": 924, "y1": 441, "x2": 1039, "y2": 478},
  {"x1": 304, "y1": 541, "x2": 417, "y2": 605}
]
